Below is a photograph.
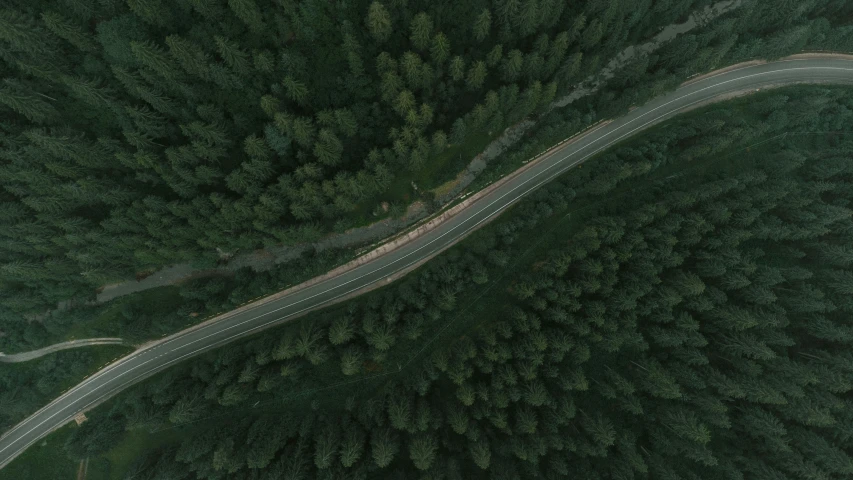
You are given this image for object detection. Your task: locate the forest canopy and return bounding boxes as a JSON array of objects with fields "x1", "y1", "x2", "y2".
[
  {"x1": 3, "y1": 1, "x2": 853, "y2": 475},
  {"x1": 2, "y1": 0, "x2": 853, "y2": 345},
  {"x1": 0, "y1": 0, "x2": 717, "y2": 316},
  {"x1": 42, "y1": 84, "x2": 853, "y2": 480}
]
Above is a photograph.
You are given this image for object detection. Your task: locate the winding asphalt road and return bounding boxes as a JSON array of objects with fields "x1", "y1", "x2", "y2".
[{"x1": 1, "y1": 57, "x2": 852, "y2": 469}]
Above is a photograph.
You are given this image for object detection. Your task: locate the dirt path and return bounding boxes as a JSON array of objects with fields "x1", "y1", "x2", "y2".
[
  {"x1": 0, "y1": 339, "x2": 126, "y2": 363},
  {"x1": 76, "y1": 458, "x2": 88, "y2": 480}
]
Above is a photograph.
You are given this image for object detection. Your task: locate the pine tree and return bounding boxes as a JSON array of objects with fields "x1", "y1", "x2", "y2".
[
  {"x1": 473, "y1": 9, "x2": 492, "y2": 42},
  {"x1": 540, "y1": 81, "x2": 557, "y2": 108},
  {"x1": 0, "y1": 9, "x2": 51, "y2": 55},
  {"x1": 186, "y1": 0, "x2": 226, "y2": 20},
  {"x1": 496, "y1": 0, "x2": 520, "y2": 34},
  {"x1": 289, "y1": 117, "x2": 315, "y2": 148},
  {"x1": 486, "y1": 44, "x2": 503, "y2": 67},
  {"x1": 580, "y1": 19, "x2": 605, "y2": 50},
  {"x1": 401, "y1": 51, "x2": 424, "y2": 89},
  {"x1": 518, "y1": 0, "x2": 540, "y2": 36},
  {"x1": 430, "y1": 33, "x2": 450, "y2": 64},
  {"x1": 366, "y1": 2, "x2": 393, "y2": 43},
  {"x1": 340, "y1": 345, "x2": 363, "y2": 376},
  {"x1": 282, "y1": 76, "x2": 309, "y2": 105},
  {"x1": 410, "y1": 13, "x2": 433, "y2": 51},
  {"x1": 0, "y1": 80, "x2": 58, "y2": 123},
  {"x1": 409, "y1": 434, "x2": 438, "y2": 470},
  {"x1": 394, "y1": 90, "x2": 416, "y2": 116},
  {"x1": 447, "y1": 404, "x2": 469, "y2": 434},
  {"x1": 466, "y1": 61, "x2": 487, "y2": 91},
  {"x1": 388, "y1": 396, "x2": 412, "y2": 431},
  {"x1": 218, "y1": 384, "x2": 249, "y2": 406},
  {"x1": 449, "y1": 56, "x2": 465, "y2": 82},
  {"x1": 502, "y1": 49, "x2": 524, "y2": 82},
  {"x1": 380, "y1": 71, "x2": 403, "y2": 104},
  {"x1": 131, "y1": 41, "x2": 181, "y2": 80},
  {"x1": 126, "y1": 0, "x2": 172, "y2": 27},
  {"x1": 63, "y1": 75, "x2": 118, "y2": 113},
  {"x1": 371, "y1": 429, "x2": 399, "y2": 468},
  {"x1": 431, "y1": 130, "x2": 447, "y2": 152},
  {"x1": 314, "y1": 425, "x2": 340, "y2": 469},
  {"x1": 338, "y1": 424, "x2": 365, "y2": 468},
  {"x1": 40, "y1": 11, "x2": 96, "y2": 51},
  {"x1": 168, "y1": 395, "x2": 202, "y2": 424},
  {"x1": 334, "y1": 109, "x2": 358, "y2": 137},
  {"x1": 342, "y1": 29, "x2": 365, "y2": 77},
  {"x1": 329, "y1": 316, "x2": 355, "y2": 345},
  {"x1": 227, "y1": 0, "x2": 265, "y2": 33},
  {"x1": 166, "y1": 35, "x2": 211, "y2": 78},
  {"x1": 214, "y1": 36, "x2": 251, "y2": 75}
]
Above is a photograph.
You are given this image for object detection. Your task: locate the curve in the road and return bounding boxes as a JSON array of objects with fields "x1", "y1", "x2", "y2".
[
  {"x1": 2, "y1": 56, "x2": 853, "y2": 470},
  {"x1": 0, "y1": 338, "x2": 127, "y2": 363}
]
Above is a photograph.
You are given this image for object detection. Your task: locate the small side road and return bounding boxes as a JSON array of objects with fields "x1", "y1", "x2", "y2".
[
  {"x1": 76, "y1": 457, "x2": 88, "y2": 480},
  {"x1": 0, "y1": 339, "x2": 126, "y2": 363}
]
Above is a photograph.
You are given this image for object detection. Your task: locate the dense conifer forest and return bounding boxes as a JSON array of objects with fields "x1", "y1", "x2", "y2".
[
  {"x1": 2, "y1": 0, "x2": 853, "y2": 343},
  {"x1": 3, "y1": 0, "x2": 853, "y2": 477},
  {"x1": 0, "y1": 0, "x2": 714, "y2": 316},
  {"x1": 28, "y1": 84, "x2": 850, "y2": 479}
]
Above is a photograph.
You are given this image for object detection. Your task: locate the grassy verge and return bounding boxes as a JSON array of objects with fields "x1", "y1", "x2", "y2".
[
  {"x1": 0, "y1": 404, "x2": 195, "y2": 480},
  {"x1": 101, "y1": 427, "x2": 195, "y2": 480},
  {"x1": 0, "y1": 425, "x2": 82, "y2": 480},
  {"x1": 349, "y1": 130, "x2": 500, "y2": 223},
  {"x1": 0, "y1": 424, "x2": 111, "y2": 480},
  {"x1": 418, "y1": 131, "x2": 498, "y2": 190},
  {"x1": 62, "y1": 287, "x2": 183, "y2": 342}
]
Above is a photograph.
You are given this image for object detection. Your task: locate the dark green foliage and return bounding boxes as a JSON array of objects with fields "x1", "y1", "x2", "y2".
[
  {"x1": 64, "y1": 413, "x2": 124, "y2": 460},
  {"x1": 68, "y1": 85, "x2": 853, "y2": 479},
  {"x1": 0, "y1": 0, "x2": 718, "y2": 337},
  {"x1": 5, "y1": 0, "x2": 853, "y2": 475}
]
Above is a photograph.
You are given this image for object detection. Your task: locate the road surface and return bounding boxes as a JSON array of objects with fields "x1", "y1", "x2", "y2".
[{"x1": 1, "y1": 56, "x2": 852, "y2": 470}]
